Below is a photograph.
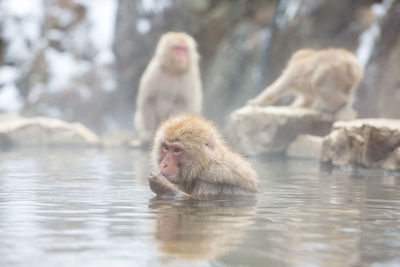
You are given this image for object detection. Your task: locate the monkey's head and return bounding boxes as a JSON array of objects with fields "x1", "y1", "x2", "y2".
[
  {"x1": 156, "y1": 32, "x2": 199, "y2": 74},
  {"x1": 152, "y1": 114, "x2": 222, "y2": 185}
]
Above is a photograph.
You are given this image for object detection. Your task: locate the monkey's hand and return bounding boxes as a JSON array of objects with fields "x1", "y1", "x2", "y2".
[{"x1": 148, "y1": 173, "x2": 191, "y2": 198}]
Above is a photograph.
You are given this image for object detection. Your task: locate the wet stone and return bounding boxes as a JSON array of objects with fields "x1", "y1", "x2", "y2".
[{"x1": 321, "y1": 119, "x2": 400, "y2": 171}]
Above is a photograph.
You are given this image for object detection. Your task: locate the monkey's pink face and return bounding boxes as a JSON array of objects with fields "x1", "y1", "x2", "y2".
[
  {"x1": 159, "y1": 141, "x2": 185, "y2": 183},
  {"x1": 171, "y1": 43, "x2": 188, "y2": 64}
]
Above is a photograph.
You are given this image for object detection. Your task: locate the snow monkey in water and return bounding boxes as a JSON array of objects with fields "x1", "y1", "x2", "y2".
[
  {"x1": 247, "y1": 48, "x2": 364, "y2": 114},
  {"x1": 148, "y1": 114, "x2": 258, "y2": 198},
  {"x1": 134, "y1": 32, "x2": 202, "y2": 146}
]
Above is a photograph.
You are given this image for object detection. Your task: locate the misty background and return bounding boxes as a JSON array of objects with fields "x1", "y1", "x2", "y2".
[{"x1": 0, "y1": 0, "x2": 399, "y2": 134}]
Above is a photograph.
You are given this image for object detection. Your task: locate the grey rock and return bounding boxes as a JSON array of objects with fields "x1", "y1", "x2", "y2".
[
  {"x1": 0, "y1": 114, "x2": 100, "y2": 147},
  {"x1": 226, "y1": 105, "x2": 333, "y2": 156},
  {"x1": 286, "y1": 134, "x2": 323, "y2": 160},
  {"x1": 101, "y1": 130, "x2": 136, "y2": 148},
  {"x1": 321, "y1": 119, "x2": 400, "y2": 171}
]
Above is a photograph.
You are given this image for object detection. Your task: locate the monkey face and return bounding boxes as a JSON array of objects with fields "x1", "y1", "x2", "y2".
[
  {"x1": 172, "y1": 43, "x2": 188, "y2": 64},
  {"x1": 159, "y1": 141, "x2": 185, "y2": 183},
  {"x1": 154, "y1": 32, "x2": 199, "y2": 74}
]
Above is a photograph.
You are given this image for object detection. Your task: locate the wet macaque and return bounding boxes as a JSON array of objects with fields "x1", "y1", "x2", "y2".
[
  {"x1": 148, "y1": 114, "x2": 258, "y2": 198},
  {"x1": 134, "y1": 32, "x2": 202, "y2": 146},
  {"x1": 247, "y1": 48, "x2": 364, "y2": 114}
]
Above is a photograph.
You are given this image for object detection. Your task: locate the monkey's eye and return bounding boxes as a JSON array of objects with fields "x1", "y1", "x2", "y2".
[
  {"x1": 162, "y1": 144, "x2": 169, "y2": 151},
  {"x1": 173, "y1": 147, "x2": 181, "y2": 153}
]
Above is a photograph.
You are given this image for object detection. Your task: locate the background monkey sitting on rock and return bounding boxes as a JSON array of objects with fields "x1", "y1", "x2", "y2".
[{"x1": 133, "y1": 32, "x2": 202, "y2": 146}]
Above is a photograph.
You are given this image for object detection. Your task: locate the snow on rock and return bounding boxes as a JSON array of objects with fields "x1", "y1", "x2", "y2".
[{"x1": 0, "y1": 113, "x2": 100, "y2": 147}]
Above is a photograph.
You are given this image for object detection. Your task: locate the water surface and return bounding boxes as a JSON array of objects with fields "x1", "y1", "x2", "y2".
[{"x1": 0, "y1": 148, "x2": 399, "y2": 267}]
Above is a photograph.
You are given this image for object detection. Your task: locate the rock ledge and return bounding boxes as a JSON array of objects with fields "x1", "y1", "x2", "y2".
[
  {"x1": 321, "y1": 119, "x2": 400, "y2": 171},
  {"x1": 226, "y1": 106, "x2": 333, "y2": 156},
  {"x1": 0, "y1": 114, "x2": 100, "y2": 147}
]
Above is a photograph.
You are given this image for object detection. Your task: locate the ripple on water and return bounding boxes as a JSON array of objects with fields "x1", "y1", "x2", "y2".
[{"x1": 0, "y1": 150, "x2": 400, "y2": 267}]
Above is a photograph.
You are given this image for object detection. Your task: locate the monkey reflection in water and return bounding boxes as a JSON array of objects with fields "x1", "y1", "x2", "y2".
[
  {"x1": 247, "y1": 48, "x2": 364, "y2": 115},
  {"x1": 148, "y1": 114, "x2": 258, "y2": 198},
  {"x1": 133, "y1": 32, "x2": 202, "y2": 147},
  {"x1": 149, "y1": 198, "x2": 256, "y2": 259}
]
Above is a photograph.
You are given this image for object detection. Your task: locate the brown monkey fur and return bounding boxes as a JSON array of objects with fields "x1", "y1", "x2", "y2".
[
  {"x1": 247, "y1": 48, "x2": 364, "y2": 113},
  {"x1": 148, "y1": 114, "x2": 258, "y2": 198},
  {"x1": 134, "y1": 32, "x2": 202, "y2": 145}
]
